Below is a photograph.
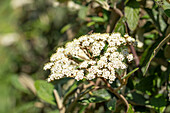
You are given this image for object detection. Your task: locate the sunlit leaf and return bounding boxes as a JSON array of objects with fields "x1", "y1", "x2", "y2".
[
  {"x1": 91, "y1": 17, "x2": 106, "y2": 22},
  {"x1": 127, "y1": 104, "x2": 134, "y2": 113},
  {"x1": 60, "y1": 24, "x2": 71, "y2": 33},
  {"x1": 35, "y1": 80, "x2": 56, "y2": 105},
  {"x1": 125, "y1": 0, "x2": 140, "y2": 31}
]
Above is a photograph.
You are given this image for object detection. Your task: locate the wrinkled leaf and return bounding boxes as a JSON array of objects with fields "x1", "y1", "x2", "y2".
[
  {"x1": 79, "y1": 88, "x2": 111, "y2": 104},
  {"x1": 125, "y1": 0, "x2": 140, "y2": 31},
  {"x1": 35, "y1": 80, "x2": 56, "y2": 105},
  {"x1": 107, "y1": 97, "x2": 117, "y2": 111},
  {"x1": 135, "y1": 75, "x2": 155, "y2": 92},
  {"x1": 130, "y1": 92, "x2": 145, "y2": 105},
  {"x1": 114, "y1": 17, "x2": 126, "y2": 36},
  {"x1": 92, "y1": 89, "x2": 111, "y2": 100}
]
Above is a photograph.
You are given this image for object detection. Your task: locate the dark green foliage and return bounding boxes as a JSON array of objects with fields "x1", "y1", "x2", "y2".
[{"x1": 0, "y1": 0, "x2": 169, "y2": 113}]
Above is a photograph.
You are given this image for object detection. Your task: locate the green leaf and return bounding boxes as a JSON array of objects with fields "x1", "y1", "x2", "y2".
[
  {"x1": 91, "y1": 17, "x2": 105, "y2": 22},
  {"x1": 72, "y1": 56, "x2": 84, "y2": 62},
  {"x1": 127, "y1": 104, "x2": 134, "y2": 113},
  {"x1": 35, "y1": 80, "x2": 56, "y2": 105},
  {"x1": 80, "y1": 89, "x2": 111, "y2": 104},
  {"x1": 95, "y1": 0, "x2": 110, "y2": 11},
  {"x1": 80, "y1": 96, "x2": 110, "y2": 103},
  {"x1": 63, "y1": 81, "x2": 78, "y2": 103},
  {"x1": 10, "y1": 75, "x2": 28, "y2": 93},
  {"x1": 107, "y1": 97, "x2": 117, "y2": 111},
  {"x1": 60, "y1": 24, "x2": 71, "y2": 33},
  {"x1": 92, "y1": 89, "x2": 111, "y2": 100},
  {"x1": 164, "y1": 9, "x2": 170, "y2": 17},
  {"x1": 130, "y1": 92, "x2": 145, "y2": 105},
  {"x1": 150, "y1": 95, "x2": 166, "y2": 108},
  {"x1": 87, "y1": 22, "x2": 95, "y2": 27},
  {"x1": 162, "y1": 0, "x2": 170, "y2": 17},
  {"x1": 14, "y1": 101, "x2": 39, "y2": 113},
  {"x1": 49, "y1": 109, "x2": 60, "y2": 113},
  {"x1": 143, "y1": 34, "x2": 170, "y2": 75},
  {"x1": 121, "y1": 68, "x2": 139, "y2": 79},
  {"x1": 135, "y1": 75, "x2": 155, "y2": 92},
  {"x1": 114, "y1": 17, "x2": 126, "y2": 36},
  {"x1": 125, "y1": 0, "x2": 140, "y2": 31},
  {"x1": 150, "y1": 95, "x2": 166, "y2": 113}
]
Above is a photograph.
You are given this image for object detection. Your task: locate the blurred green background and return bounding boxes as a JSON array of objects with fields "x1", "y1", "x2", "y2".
[{"x1": 0, "y1": 0, "x2": 169, "y2": 113}]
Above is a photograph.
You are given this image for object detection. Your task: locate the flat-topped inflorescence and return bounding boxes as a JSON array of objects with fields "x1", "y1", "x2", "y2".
[{"x1": 43, "y1": 33, "x2": 136, "y2": 83}]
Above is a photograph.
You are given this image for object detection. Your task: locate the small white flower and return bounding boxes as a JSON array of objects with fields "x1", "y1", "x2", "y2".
[
  {"x1": 44, "y1": 32, "x2": 136, "y2": 83},
  {"x1": 127, "y1": 54, "x2": 133, "y2": 62},
  {"x1": 43, "y1": 62, "x2": 54, "y2": 70},
  {"x1": 75, "y1": 70, "x2": 84, "y2": 81},
  {"x1": 79, "y1": 61, "x2": 88, "y2": 68},
  {"x1": 118, "y1": 54, "x2": 125, "y2": 61},
  {"x1": 86, "y1": 73, "x2": 95, "y2": 80},
  {"x1": 120, "y1": 63, "x2": 127, "y2": 69},
  {"x1": 88, "y1": 60, "x2": 96, "y2": 65},
  {"x1": 82, "y1": 40, "x2": 90, "y2": 47}
]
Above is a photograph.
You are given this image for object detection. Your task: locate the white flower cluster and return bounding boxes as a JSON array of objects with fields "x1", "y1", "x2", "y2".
[{"x1": 44, "y1": 33, "x2": 136, "y2": 83}]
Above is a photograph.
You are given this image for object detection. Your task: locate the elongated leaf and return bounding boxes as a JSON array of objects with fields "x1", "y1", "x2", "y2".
[
  {"x1": 143, "y1": 34, "x2": 170, "y2": 75},
  {"x1": 60, "y1": 24, "x2": 71, "y2": 33},
  {"x1": 91, "y1": 17, "x2": 106, "y2": 23},
  {"x1": 107, "y1": 97, "x2": 117, "y2": 111},
  {"x1": 35, "y1": 80, "x2": 56, "y2": 105},
  {"x1": 121, "y1": 68, "x2": 139, "y2": 79},
  {"x1": 125, "y1": 0, "x2": 140, "y2": 31},
  {"x1": 63, "y1": 81, "x2": 78, "y2": 103}
]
